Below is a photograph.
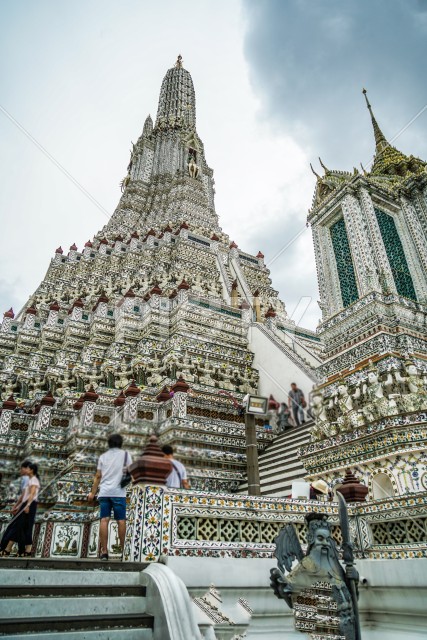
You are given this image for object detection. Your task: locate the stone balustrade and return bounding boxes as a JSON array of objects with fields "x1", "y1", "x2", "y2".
[{"x1": 2, "y1": 486, "x2": 425, "y2": 562}]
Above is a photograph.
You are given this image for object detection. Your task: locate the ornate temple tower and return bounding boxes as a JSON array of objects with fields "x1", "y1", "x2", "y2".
[
  {"x1": 0, "y1": 58, "x2": 319, "y2": 507},
  {"x1": 309, "y1": 90, "x2": 427, "y2": 375},
  {"x1": 301, "y1": 92, "x2": 427, "y2": 498}
]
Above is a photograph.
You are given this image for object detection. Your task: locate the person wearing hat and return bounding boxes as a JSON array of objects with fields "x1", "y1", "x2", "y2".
[{"x1": 310, "y1": 479, "x2": 330, "y2": 501}]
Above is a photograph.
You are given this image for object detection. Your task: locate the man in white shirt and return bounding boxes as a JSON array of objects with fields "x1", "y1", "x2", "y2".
[
  {"x1": 88, "y1": 434, "x2": 132, "y2": 560},
  {"x1": 161, "y1": 445, "x2": 190, "y2": 489}
]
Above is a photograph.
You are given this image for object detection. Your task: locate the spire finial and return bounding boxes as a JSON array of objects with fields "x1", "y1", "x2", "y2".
[
  {"x1": 362, "y1": 87, "x2": 370, "y2": 108},
  {"x1": 362, "y1": 88, "x2": 388, "y2": 154},
  {"x1": 310, "y1": 163, "x2": 321, "y2": 179},
  {"x1": 318, "y1": 157, "x2": 329, "y2": 173},
  {"x1": 175, "y1": 54, "x2": 183, "y2": 68}
]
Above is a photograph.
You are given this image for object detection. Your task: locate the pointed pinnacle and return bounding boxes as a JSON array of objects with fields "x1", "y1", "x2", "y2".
[
  {"x1": 318, "y1": 157, "x2": 329, "y2": 173},
  {"x1": 362, "y1": 88, "x2": 388, "y2": 154},
  {"x1": 310, "y1": 163, "x2": 321, "y2": 179}
]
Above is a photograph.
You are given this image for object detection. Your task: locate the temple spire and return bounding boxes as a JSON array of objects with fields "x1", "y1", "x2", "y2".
[
  {"x1": 362, "y1": 88, "x2": 389, "y2": 154},
  {"x1": 155, "y1": 56, "x2": 196, "y2": 130}
]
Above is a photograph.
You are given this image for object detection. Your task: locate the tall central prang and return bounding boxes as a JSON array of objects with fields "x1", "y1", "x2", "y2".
[{"x1": 0, "y1": 57, "x2": 319, "y2": 515}]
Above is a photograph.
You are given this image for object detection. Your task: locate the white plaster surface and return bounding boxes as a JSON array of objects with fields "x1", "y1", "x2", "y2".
[
  {"x1": 142, "y1": 562, "x2": 202, "y2": 640},
  {"x1": 167, "y1": 555, "x2": 427, "y2": 639},
  {"x1": 248, "y1": 324, "x2": 315, "y2": 402}
]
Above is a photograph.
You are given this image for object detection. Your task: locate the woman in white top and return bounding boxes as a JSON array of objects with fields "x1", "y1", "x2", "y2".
[
  {"x1": 0, "y1": 462, "x2": 40, "y2": 557},
  {"x1": 0, "y1": 460, "x2": 31, "y2": 555}
]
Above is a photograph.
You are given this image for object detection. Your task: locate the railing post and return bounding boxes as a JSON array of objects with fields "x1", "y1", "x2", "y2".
[{"x1": 244, "y1": 412, "x2": 261, "y2": 496}]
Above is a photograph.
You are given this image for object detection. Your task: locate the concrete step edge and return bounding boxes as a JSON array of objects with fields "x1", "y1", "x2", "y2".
[
  {"x1": 0, "y1": 630, "x2": 153, "y2": 640},
  {"x1": 0, "y1": 612, "x2": 154, "y2": 635},
  {"x1": 0, "y1": 585, "x2": 146, "y2": 598}
]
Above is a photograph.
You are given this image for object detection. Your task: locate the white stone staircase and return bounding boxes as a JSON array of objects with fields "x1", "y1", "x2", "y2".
[
  {"x1": 0, "y1": 559, "x2": 202, "y2": 640},
  {"x1": 239, "y1": 422, "x2": 311, "y2": 497},
  {"x1": 0, "y1": 559, "x2": 153, "y2": 640}
]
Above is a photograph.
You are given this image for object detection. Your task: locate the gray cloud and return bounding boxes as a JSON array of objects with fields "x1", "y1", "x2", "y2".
[{"x1": 243, "y1": 0, "x2": 427, "y2": 171}]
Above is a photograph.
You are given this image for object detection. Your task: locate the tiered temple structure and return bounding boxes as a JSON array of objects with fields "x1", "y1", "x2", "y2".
[
  {"x1": 0, "y1": 57, "x2": 319, "y2": 509},
  {"x1": 1, "y1": 60, "x2": 427, "y2": 640},
  {"x1": 301, "y1": 89, "x2": 427, "y2": 499}
]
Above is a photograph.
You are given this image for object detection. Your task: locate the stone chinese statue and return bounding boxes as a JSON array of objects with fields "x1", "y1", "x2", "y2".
[{"x1": 270, "y1": 511, "x2": 360, "y2": 640}]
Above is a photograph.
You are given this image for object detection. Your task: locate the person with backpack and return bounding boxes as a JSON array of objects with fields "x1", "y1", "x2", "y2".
[
  {"x1": 88, "y1": 433, "x2": 132, "y2": 561},
  {"x1": 161, "y1": 445, "x2": 190, "y2": 489}
]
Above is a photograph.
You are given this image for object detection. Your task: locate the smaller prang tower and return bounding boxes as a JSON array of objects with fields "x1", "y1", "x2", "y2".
[{"x1": 300, "y1": 91, "x2": 427, "y2": 500}]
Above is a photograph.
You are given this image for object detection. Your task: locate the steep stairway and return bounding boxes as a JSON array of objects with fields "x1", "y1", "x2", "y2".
[
  {"x1": 239, "y1": 421, "x2": 312, "y2": 497},
  {"x1": 0, "y1": 558, "x2": 153, "y2": 639}
]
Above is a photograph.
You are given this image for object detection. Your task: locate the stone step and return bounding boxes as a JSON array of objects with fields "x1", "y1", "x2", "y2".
[
  {"x1": 239, "y1": 468, "x2": 306, "y2": 496},
  {"x1": 262, "y1": 427, "x2": 311, "y2": 448},
  {"x1": 0, "y1": 596, "x2": 147, "y2": 620},
  {"x1": 0, "y1": 566, "x2": 145, "y2": 586},
  {"x1": 2, "y1": 631, "x2": 152, "y2": 640},
  {"x1": 0, "y1": 585, "x2": 146, "y2": 598},
  {"x1": 0, "y1": 562, "x2": 154, "y2": 639},
  {"x1": 0, "y1": 558, "x2": 148, "y2": 572},
  {"x1": 0, "y1": 613, "x2": 154, "y2": 637},
  {"x1": 259, "y1": 468, "x2": 307, "y2": 489},
  {"x1": 257, "y1": 460, "x2": 306, "y2": 478},
  {"x1": 238, "y1": 423, "x2": 311, "y2": 497},
  {"x1": 259, "y1": 434, "x2": 310, "y2": 453},
  {"x1": 259, "y1": 442, "x2": 307, "y2": 461},
  {"x1": 259, "y1": 455, "x2": 301, "y2": 473},
  {"x1": 261, "y1": 463, "x2": 307, "y2": 481}
]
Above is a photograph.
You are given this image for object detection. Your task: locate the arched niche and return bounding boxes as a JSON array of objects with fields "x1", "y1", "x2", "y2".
[{"x1": 371, "y1": 471, "x2": 395, "y2": 500}]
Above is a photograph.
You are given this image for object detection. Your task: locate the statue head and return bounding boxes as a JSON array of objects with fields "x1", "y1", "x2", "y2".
[
  {"x1": 312, "y1": 391, "x2": 323, "y2": 406},
  {"x1": 304, "y1": 513, "x2": 345, "y2": 581},
  {"x1": 337, "y1": 381, "x2": 348, "y2": 395},
  {"x1": 405, "y1": 360, "x2": 418, "y2": 376},
  {"x1": 367, "y1": 370, "x2": 378, "y2": 383},
  {"x1": 312, "y1": 526, "x2": 333, "y2": 555},
  {"x1": 306, "y1": 513, "x2": 331, "y2": 550}
]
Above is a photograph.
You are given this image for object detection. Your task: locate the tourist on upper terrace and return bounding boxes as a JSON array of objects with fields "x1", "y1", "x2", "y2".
[
  {"x1": 88, "y1": 434, "x2": 132, "y2": 561},
  {"x1": 309, "y1": 479, "x2": 330, "y2": 501},
  {"x1": 277, "y1": 402, "x2": 292, "y2": 432},
  {"x1": 162, "y1": 445, "x2": 190, "y2": 489},
  {"x1": 0, "y1": 461, "x2": 40, "y2": 557},
  {"x1": 288, "y1": 383, "x2": 306, "y2": 427}
]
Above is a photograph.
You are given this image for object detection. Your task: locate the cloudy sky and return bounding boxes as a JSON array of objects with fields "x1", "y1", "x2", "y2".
[{"x1": 1, "y1": 0, "x2": 426, "y2": 330}]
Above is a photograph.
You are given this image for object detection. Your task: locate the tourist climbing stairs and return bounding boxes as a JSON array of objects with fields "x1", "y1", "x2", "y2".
[
  {"x1": 239, "y1": 421, "x2": 312, "y2": 497},
  {"x1": 0, "y1": 558, "x2": 154, "y2": 639}
]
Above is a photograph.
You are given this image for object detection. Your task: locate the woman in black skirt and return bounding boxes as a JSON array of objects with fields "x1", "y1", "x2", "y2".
[{"x1": 0, "y1": 462, "x2": 40, "y2": 557}]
